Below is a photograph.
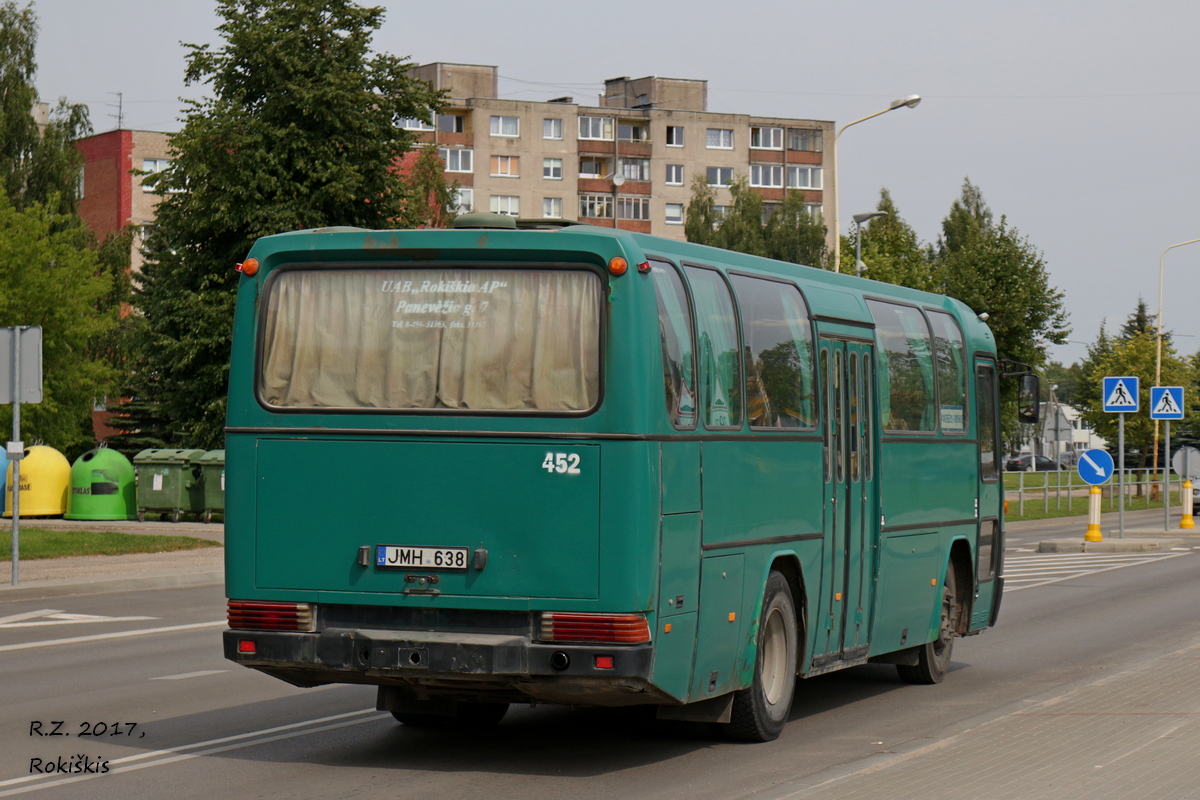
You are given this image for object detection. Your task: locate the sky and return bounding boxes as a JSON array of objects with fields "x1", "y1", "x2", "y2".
[{"x1": 31, "y1": 0, "x2": 1200, "y2": 367}]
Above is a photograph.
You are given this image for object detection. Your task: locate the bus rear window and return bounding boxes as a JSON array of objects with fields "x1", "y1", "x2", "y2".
[{"x1": 259, "y1": 267, "x2": 601, "y2": 412}]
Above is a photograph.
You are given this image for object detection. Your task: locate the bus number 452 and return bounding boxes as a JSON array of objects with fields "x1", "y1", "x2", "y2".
[{"x1": 542, "y1": 452, "x2": 581, "y2": 475}]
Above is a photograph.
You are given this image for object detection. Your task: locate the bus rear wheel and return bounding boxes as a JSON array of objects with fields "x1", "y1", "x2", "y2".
[
  {"x1": 897, "y1": 565, "x2": 958, "y2": 685},
  {"x1": 391, "y1": 701, "x2": 509, "y2": 729},
  {"x1": 726, "y1": 571, "x2": 798, "y2": 742}
]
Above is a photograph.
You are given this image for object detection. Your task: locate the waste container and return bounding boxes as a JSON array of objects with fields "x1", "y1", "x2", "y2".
[
  {"x1": 65, "y1": 448, "x2": 136, "y2": 521},
  {"x1": 197, "y1": 450, "x2": 225, "y2": 523},
  {"x1": 3, "y1": 445, "x2": 71, "y2": 517},
  {"x1": 133, "y1": 449, "x2": 206, "y2": 522}
]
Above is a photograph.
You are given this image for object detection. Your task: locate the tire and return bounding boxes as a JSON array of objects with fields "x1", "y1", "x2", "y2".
[
  {"x1": 726, "y1": 571, "x2": 798, "y2": 742},
  {"x1": 897, "y1": 565, "x2": 958, "y2": 685},
  {"x1": 392, "y1": 702, "x2": 509, "y2": 729},
  {"x1": 170, "y1": 510, "x2": 182, "y2": 523},
  {"x1": 203, "y1": 511, "x2": 212, "y2": 524},
  {"x1": 136, "y1": 510, "x2": 146, "y2": 522}
]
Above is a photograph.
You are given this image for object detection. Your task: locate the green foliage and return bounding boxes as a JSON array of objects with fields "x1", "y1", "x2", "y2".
[
  {"x1": 0, "y1": 1, "x2": 90, "y2": 215},
  {"x1": 404, "y1": 144, "x2": 458, "y2": 228},
  {"x1": 684, "y1": 173, "x2": 826, "y2": 267},
  {"x1": 852, "y1": 189, "x2": 934, "y2": 291},
  {"x1": 0, "y1": 194, "x2": 115, "y2": 451},
  {"x1": 1078, "y1": 330, "x2": 1193, "y2": 466},
  {"x1": 0, "y1": 528, "x2": 219, "y2": 560},
  {"x1": 133, "y1": 0, "x2": 444, "y2": 448}
]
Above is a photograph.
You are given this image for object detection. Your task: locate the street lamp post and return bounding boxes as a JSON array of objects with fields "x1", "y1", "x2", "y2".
[
  {"x1": 829, "y1": 95, "x2": 921, "y2": 270},
  {"x1": 852, "y1": 211, "x2": 888, "y2": 277},
  {"x1": 1152, "y1": 237, "x2": 1200, "y2": 482}
]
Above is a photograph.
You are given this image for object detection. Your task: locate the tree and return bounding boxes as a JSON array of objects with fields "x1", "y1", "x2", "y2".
[
  {"x1": 1079, "y1": 330, "x2": 1193, "y2": 468},
  {"x1": 403, "y1": 144, "x2": 459, "y2": 228},
  {"x1": 935, "y1": 180, "x2": 1068, "y2": 371},
  {"x1": 0, "y1": 194, "x2": 115, "y2": 452},
  {"x1": 851, "y1": 189, "x2": 933, "y2": 291},
  {"x1": 684, "y1": 174, "x2": 827, "y2": 267},
  {"x1": 0, "y1": 1, "x2": 91, "y2": 215},
  {"x1": 133, "y1": 0, "x2": 444, "y2": 448}
]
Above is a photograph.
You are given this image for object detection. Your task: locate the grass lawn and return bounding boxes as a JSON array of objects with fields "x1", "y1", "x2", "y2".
[{"x1": 0, "y1": 528, "x2": 221, "y2": 561}]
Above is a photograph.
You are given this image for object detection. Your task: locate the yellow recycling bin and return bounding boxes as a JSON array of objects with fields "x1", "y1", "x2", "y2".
[{"x1": 4, "y1": 445, "x2": 71, "y2": 517}]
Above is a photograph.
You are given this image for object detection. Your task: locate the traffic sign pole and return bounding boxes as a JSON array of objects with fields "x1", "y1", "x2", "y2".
[
  {"x1": 1118, "y1": 414, "x2": 1125, "y2": 539},
  {"x1": 1164, "y1": 420, "x2": 1171, "y2": 531}
]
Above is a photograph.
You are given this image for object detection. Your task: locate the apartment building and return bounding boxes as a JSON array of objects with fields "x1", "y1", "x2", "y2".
[
  {"x1": 408, "y1": 63, "x2": 832, "y2": 241},
  {"x1": 75, "y1": 128, "x2": 173, "y2": 272}
]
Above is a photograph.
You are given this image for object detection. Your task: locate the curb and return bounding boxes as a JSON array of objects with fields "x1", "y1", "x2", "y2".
[
  {"x1": 1037, "y1": 537, "x2": 1185, "y2": 553},
  {"x1": 0, "y1": 570, "x2": 224, "y2": 601}
]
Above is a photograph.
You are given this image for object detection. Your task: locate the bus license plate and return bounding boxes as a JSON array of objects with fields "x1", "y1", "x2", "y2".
[{"x1": 376, "y1": 545, "x2": 469, "y2": 571}]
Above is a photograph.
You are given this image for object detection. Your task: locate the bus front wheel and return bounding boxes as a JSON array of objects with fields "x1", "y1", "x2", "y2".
[
  {"x1": 897, "y1": 565, "x2": 958, "y2": 685},
  {"x1": 726, "y1": 571, "x2": 798, "y2": 742}
]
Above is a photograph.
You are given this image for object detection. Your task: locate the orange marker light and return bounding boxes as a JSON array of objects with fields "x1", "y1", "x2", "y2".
[
  {"x1": 664, "y1": 623, "x2": 672, "y2": 633},
  {"x1": 608, "y1": 256, "x2": 628, "y2": 276},
  {"x1": 728, "y1": 612, "x2": 736, "y2": 622},
  {"x1": 237, "y1": 258, "x2": 260, "y2": 276}
]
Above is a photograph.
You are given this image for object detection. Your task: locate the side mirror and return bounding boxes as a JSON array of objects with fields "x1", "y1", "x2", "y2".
[{"x1": 1017, "y1": 375, "x2": 1040, "y2": 425}]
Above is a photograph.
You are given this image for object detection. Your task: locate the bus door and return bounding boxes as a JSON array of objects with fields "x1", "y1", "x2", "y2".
[{"x1": 816, "y1": 337, "x2": 877, "y2": 665}]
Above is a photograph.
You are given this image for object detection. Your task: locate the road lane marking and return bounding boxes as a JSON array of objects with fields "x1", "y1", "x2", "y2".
[
  {"x1": 1005, "y1": 552, "x2": 1187, "y2": 592},
  {"x1": 0, "y1": 610, "x2": 63, "y2": 625},
  {"x1": 0, "y1": 708, "x2": 388, "y2": 796},
  {"x1": 150, "y1": 669, "x2": 230, "y2": 680},
  {"x1": 0, "y1": 620, "x2": 226, "y2": 652},
  {"x1": 1, "y1": 612, "x2": 158, "y2": 628}
]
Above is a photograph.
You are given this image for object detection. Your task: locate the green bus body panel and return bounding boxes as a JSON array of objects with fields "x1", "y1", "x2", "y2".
[
  {"x1": 254, "y1": 439, "x2": 600, "y2": 600},
  {"x1": 877, "y1": 442, "x2": 977, "y2": 529},
  {"x1": 872, "y1": 531, "x2": 941, "y2": 653},
  {"x1": 651, "y1": 611, "x2": 697, "y2": 699},
  {"x1": 700, "y1": 440, "x2": 824, "y2": 547},
  {"x1": 660, "y1": 442, "x2": 701, "y2": 514},
  {"x1": 692, "y1": 554, "x2": 746, "y2": 699},
  {"x1": 658, "y1": 513, "x2": 701, "y2": 618}
]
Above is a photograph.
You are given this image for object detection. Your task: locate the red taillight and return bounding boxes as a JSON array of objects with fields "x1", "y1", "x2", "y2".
[
  {"x1": 540, "y1": 612, "x2": 650, "y2": 644},
  {"x1": 594, "y1": 655, "x2": 615, "y2": 669},
  {"x1": 227, "y1": 601, "x2": 314, "y2": 632},
  {"x1": 237, "y1": 639, "x2": 257, "y2": 654}
]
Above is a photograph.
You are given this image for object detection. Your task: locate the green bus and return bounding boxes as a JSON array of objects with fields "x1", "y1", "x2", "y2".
[{"x1": 222, "y1": 214, "x2": 1033, "y2": 742}]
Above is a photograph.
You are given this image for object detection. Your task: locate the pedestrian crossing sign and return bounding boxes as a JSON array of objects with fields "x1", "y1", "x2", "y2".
[
  {"x1": 1150, "y1": 386, "x2": 1185, "y2": 420},
  {"x1": 1102, "y1": 376, "x2": 1139, "y2": 413}
]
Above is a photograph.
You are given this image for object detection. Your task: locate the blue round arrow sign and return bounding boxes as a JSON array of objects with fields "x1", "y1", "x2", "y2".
[{"x1": 1077, "y1": 448, "x2": 1114, "y2": 485}]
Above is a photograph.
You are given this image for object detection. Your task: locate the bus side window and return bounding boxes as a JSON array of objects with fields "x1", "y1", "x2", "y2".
[
  {"x1": 650, "y1": 261, "x2": 697, "y2": 429},
  {"x1": 928, "y1": 310, "x2": 967, "y2": 434},
  {"x1": 976, "y1": 363, "x2": 999, "y2": 480},
  {"x1": 865, "y1": 299, "x2": 936, "y2": 433},
  {"x1": 728, "y1": 275, "x2": 817, "y2": 429},
  {"x1": 684, "y1": 266, "x2": 743, "y2": 429}
]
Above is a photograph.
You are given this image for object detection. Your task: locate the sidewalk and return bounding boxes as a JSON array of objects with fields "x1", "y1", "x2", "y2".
[
  {"x1": 0, "y1": 517, "x2": 224, "y2": 600},
  {"x1": 760, "y1": 638, "x2": 1200, "y2": 799}
]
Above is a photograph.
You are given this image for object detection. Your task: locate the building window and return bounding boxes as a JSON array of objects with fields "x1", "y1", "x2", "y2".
[
  {"x1": 579, "y1": 156, "x2": 609, "y2": 178},
  {"x1": 490, "y1": 195, "x2": 519, "y2": 216},
  {"x1": 544, "y1": 118, "x2": 563, "y2": 140},
  {"x1": 452, "y1": 188, "x2": 474, "y2": 214},
  {"x1": 543, "y1": 158, "x2": 563, "y2": 180},
  {"x1": 805, "y1": 203, "x2": 823, "y2": 220},
  {"x1": 617, "y1": 196, "x2": 650, "y2": 220},
  {"x1": 787, "y1": 165, "x2": 823, "y2": 190},
  {"x1": 579, "y1": 116, "x2": 615, "y2": 141},
  {"x1": 440, "y1": 147, "x2": 473, "y2": 173},
  {"x1": 490, "y1": 155, "x2": 520, "y2": 177},
  {"x1": 544, "y1": 197, "x2": 563, "y2": 219},
  {"x1": 665, "y1": 164, "x2": 684, "y2": 186},
  {"x1": 400, "y1": 116, "x2": 435, "y2": 131},
  {"x1": 706, "y1": 166, "x2": 734, "y2": 186},
  {"x1": 750, "y1": 126, "x2": 783, "y2": 149},
  {"x1": 750, "y1": 164, "x2": 783, "y2": 188},
  {"x1": 579, "y1": 194, "x2": 613, "y2": 219},
  {"x1": 666, "y1": 126, "x2": 684, "y2": 147},
  {"x1": 142, "y1": 158, "x2": 171, "y2": 192},
  {"x1": 618, "y1": 122, "x2": 647, "y2": 142},
  {"x1": 438, "y1": 114, "x2": 465, "y2": 133},
  {"x1": 706, "y1": 128, "x2": 733, "y2": 149},
  {"x1": 76, "y1": 166, "x2": 85, "y2": 199},
  {"x1": 787, "y1": 128, "x2": 823, "y2": 152},
  {"x1": 490, "y1": 115, "x2": 519, "y2": 137},
  {"x1": 619, "y1": 158, "x2": 650, "y2": 182},
  {"x1": 665, "y1": 203, "x2": 684, "y2": 225}
]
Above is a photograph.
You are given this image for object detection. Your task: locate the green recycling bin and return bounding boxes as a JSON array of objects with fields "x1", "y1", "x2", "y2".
[
  {"x1": 197, "y1": 450, "x2": 225, "y2": 523},
  {"x1": 133, "y1": 449, "x2": 206, "y2": 522},
  {"x1": 65, "y1": 448, "x2": 136, "y2": 520}
]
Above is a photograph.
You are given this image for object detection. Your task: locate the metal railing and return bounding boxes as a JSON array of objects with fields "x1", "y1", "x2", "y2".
[{"x1": 1004, "y1": 468, "x2": 1188, "y2": 517}]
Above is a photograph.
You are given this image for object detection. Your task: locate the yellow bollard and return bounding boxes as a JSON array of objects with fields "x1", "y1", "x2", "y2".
[
  {"x1": 1182, "y1": 480, "x2": 1195, "y2": 530},
  {"x1": 1084, "y1": 484, "x2": 1104, "y2": 542}
]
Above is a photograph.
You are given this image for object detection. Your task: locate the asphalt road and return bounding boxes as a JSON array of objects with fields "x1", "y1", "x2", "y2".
[{"x1": 1, "y1": 521, "x2": 1197, "y2": 800}]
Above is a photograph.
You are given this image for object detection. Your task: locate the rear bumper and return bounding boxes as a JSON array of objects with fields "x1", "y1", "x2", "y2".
[{"x1": 223, "y1": 627, "x2": 654, "y2": 689}]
